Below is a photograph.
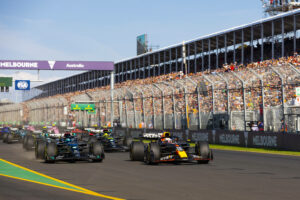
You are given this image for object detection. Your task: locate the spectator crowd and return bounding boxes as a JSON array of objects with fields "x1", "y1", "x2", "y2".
[{"x1": 2, "y1": 51, "x2": 300, "y2": 132}]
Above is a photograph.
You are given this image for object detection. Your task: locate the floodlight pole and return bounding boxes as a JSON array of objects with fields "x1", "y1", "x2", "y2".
[
  {"x1": 182, "y1": 41, "x2": 188, "y2": 75},
  {"x1": 110, "y1": 70, "x2": 115, "y2": 127}
]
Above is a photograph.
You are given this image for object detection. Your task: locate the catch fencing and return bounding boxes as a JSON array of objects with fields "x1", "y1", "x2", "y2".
[
  {"x1": 1, "y1": 64, "x2": 300, "y2": 134},
  {"x1": 106, "y1": 63, "x2": 300, "y2": 134}
]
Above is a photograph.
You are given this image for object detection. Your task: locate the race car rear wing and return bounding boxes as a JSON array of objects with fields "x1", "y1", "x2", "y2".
[
  {"x1": 140, "y1": 132, "x2": 163, "y2": 139},
  {"x1": 32, "y1": 130, "x2": 43, "y2": 134},
  {"x1": 49, "y1": 133, "x2": 64, "y2": 138},
  {"x1": 90, "y1": 129, "x2": 102, "y2": 133},
  {"x1": 84, "y1": 127, "x2": 96, "y2": 131}
]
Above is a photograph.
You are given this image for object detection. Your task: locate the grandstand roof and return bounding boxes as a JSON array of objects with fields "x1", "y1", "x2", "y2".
[{"x1": 116, "y1": 8, "x2": 300, "y2": 63}]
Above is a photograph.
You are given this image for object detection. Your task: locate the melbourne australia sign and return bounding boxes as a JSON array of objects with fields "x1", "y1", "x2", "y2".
[{"x1": 0, "y1": 60, "x2": 114, "y2": 71}]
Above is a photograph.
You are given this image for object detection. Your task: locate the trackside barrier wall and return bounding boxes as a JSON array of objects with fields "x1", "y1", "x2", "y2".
[{"x1": 114, "y1": 127, "x2": 300, "y2": 151}]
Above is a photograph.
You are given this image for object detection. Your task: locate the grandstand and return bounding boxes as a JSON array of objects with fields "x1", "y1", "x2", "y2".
[
  {"x1": 2, "y1": 54, "x2": 299, "y2": 132},
  {"x1": 262, "y1": 0, "x2": 300, "y2": 16},
  {"x1": 35, "y1": 9, "x2": 300, "y2": 98}
]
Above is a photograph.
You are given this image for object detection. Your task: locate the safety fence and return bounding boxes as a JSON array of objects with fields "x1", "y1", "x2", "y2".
[
  {"x1": 105, "y1": 63, "x2": 300, "y2": 133},
  {"x1": 0, "y1": 64, "x2": 300, "y2": 134},
  {"x1": 113, "y1": 127, "x2": 300, "y2": 151}
]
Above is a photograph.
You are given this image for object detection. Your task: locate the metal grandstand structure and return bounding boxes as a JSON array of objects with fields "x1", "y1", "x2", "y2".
[
  {"x1": 262, "y1": 0, "x2": 300, "y2": 16},
  {"x1": 33, "y1": 9, "x2": 300, "y2": 98}
]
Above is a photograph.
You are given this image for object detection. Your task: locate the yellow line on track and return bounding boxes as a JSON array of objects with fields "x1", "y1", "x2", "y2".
[{"x1": 0, "y1": 158, "x2": 125, "y2": 200}]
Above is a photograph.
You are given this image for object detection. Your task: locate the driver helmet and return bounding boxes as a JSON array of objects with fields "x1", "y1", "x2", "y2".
[
  {"x1": 64, "y1": 132, "x2": 71, "y2": 138},
  {"x1": 89, "y1": 132, "x2": 94, "y2": 136},
  {"x1": 103, "y1": 132, "x2": 109, "y2": 137},
  {"x1": 162, "y1": 132, "x2": 171, "y2": 138},
  {"x1": 161, "y1": 132, "x2": 171, "y2": 143}
]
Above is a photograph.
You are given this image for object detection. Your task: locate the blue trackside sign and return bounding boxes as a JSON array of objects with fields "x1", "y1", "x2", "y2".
[{"x1": 15, "y1": 80, "x2": 30, "y2": 90}]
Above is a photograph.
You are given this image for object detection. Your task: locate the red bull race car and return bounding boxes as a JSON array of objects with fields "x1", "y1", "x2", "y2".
[{"x1": 130, "y1": 132, "x2": 213, "y2": 165}]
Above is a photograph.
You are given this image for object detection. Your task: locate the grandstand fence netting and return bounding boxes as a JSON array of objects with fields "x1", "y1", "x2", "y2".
[{"x1": 0, "y1": 64, "x2": 300, "y2": 133}]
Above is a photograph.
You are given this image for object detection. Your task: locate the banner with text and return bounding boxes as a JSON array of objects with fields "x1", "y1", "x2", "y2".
[
  {"x1": 71, "y1": 104, "x2": 95, "y2": 111},
  {"x1": 0, "y1": 60, "x2": 114, "y2": 71}
]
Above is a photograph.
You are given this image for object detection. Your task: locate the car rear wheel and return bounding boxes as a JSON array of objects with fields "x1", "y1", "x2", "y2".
[
  {"x1": 6, "y1": 133, "x2": 13, "y2": 144},
  {"x1": 26, "y1": 136, "x2": 34, "y2": 151},
  {"x1": 130, "y1": 141, "x2": 144, "y2": 161},
  {"x1": 196, "y1": 142, "x2": 210, "y2": 164},
  {"x1": 145, "y1": 143, "x2": 161, "y2": 165},
  {"x1": 91, "y1": 142, "x2": 104, "y2": 162},
  {"x1": 22, "y1": 135, "x2": 28, "y2": 148},
  {"x1": 2, "y1": 133, "x2": 8, "y2": 143},
  {"x1": 81, "y1": 135, "x2": 90, "y2": 142},
  {"x1": 88, "y1": 136, "x2": 97, "y2": 144},
  {"x1": 76, "y1": 133, "x2": 82, "y2": 140},
  {"x1": 45, "y1": 143, "x2": 57, "y2": 163},
  {"x1": 35, "y1": 141, "x2": 46, "y2": 159}
]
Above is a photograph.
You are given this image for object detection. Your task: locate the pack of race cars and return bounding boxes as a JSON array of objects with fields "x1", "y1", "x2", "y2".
[{"x1": 0, "y1": 125, "x2": 213, "y2": 165}]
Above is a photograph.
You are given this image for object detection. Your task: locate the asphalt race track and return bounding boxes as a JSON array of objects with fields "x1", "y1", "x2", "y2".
[{"x1": 0, "y1": 143, "x2": 300, "y2": 200}]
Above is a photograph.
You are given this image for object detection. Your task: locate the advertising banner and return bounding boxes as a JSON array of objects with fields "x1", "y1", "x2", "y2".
[
  {"x1": 137, "y1": 34, "x2": 148, "y2": 55},
  {"x1": 0, "y1": 77, "x2": 12, "y2": 87},
  {"x1": 71, "y1": 104, "x2": 95, "y2": 111},
  {"x1": 0, "y1": 60, "x2": 114, "y2": 71},
  {"x1": 296, "y1": 87, "x2": 300, "y2": 96},
  {"x1": 15, "y1": 80, "x2": 30, "y2": 90}
]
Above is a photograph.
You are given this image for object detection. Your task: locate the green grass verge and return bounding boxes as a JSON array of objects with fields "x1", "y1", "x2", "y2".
[{"x1": 210, "y1": 144, "x2": 300, "y2": 157}]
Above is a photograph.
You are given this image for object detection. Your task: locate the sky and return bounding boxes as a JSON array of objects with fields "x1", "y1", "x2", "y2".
[{"x1": 0, "y1": 0, "x2": 264, "y2": 101}]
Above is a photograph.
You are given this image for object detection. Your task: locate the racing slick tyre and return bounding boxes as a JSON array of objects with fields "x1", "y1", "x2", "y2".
[
  {"x1": 130, "y1": 141, "x2": 144, "y2": 161},
  {"x1": 195, "y1": 142, "x2": 210, "y2": 164},
  {"x1": 25, "y1": 136, "x2": 34, "y2": 151},
  {"x1": 124, "y1": 136, "x2": 133, "y2": 147},
  {"x1": 2, "y1": 133, "x2": 8, "y2": 143},
  {"x1": 209, "y1": 149, "x2": 213, "y2": 160},
  {"x1": 145, "y1": 143, "x2": 161, "y2": 165},
  {"x1": 76, "y1": 133, "x2": 82, "y2": 140},
  {"x1": 81, "y1": 135, "x2": 90, "y2": 142},
  {"x1": 6, "y1": 133, "x2": 13, "y2": 144},
  {"x1": 45, "y1": 143, "x2": 57, "y2": 163},
  {"x1": 35, "y1": 141, "x2": 46, "y2": 159},
  {"x1": 88, "y1": 136, "x2": 97, "y2": 144},
  {"x1": 91, "y1": 142, "x2": 105, "y2": 162},
  {"x1": 22, "y1": 135, "x2": 28, "y2": 149}
]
